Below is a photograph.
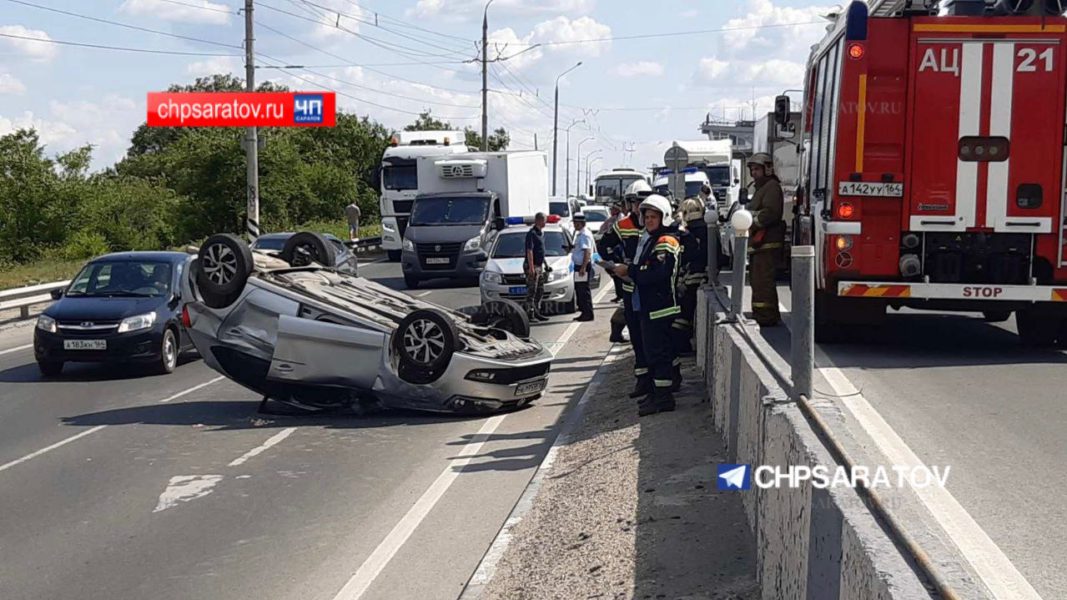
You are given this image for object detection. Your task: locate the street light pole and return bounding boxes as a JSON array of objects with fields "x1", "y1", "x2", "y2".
[
  {"x1": 480, "y1": 0, "x2": 494, "y2": 152},
  {"x1": 585, "y1": 151, "x2": 602, "y2": 195},
  {"x1": 564, "y1": 119, "x2": 584, "y2": 199},
  {"x1": 552, "y1": 61, "x2": 582, "y2": 196},
  {"x1": 244, "y1": 0, "x2": 259, "y2": 241},
  {"x1": 576, "y1": 136, "x2": 594, "y2": 200}
]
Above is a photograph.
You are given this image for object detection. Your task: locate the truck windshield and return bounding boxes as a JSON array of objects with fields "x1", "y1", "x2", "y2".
[
  {"x1": 549, "y1": 201, "x2": 570, "y2": 217},
  {"x1": 382, "y1": 159, "x2": 417, "y2": 191},
  {"x1": 704, "y1": 166, "x2": 731, "y2": 186},
  {"x1": 595, "y1": 176, "x2": 644, "y2": 202},
  {"x1": 410, "y1": 196, "x2": 489, "y2": 226},
  {"x1": 493, "y1": 231, "x2": 569, "y2": 258}
]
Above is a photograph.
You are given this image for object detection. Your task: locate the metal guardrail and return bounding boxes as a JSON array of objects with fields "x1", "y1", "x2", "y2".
[
  {"x1": 0, "y1": 280, "x2": 68, "y2": 320},
  {"x1": 346, "y1": 236, "x2": 383, "y2": 252}
]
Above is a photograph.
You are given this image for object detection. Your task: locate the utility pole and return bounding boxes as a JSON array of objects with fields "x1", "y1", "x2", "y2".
[
  {"x1": 480, "y1": 1, "x2": 492, "y2": 152},
  {"x1": 244, "y1": 0, "x2": 260, "y2": 241},
  {"x1": 552, "y1": 62, "x2": 582, "y2": 196}
]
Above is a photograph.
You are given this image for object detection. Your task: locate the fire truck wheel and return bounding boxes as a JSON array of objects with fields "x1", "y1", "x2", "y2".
[
  {"x1": 1016, "y1": 309, "x2": 1058, "y2": 347},
  {"x1": 981, "y1": 310, "x2": 1011, "y2": 323}
]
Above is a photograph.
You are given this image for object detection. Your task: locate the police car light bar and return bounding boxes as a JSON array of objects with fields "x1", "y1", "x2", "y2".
[{"x1": 505, "y1": 215, "x2": 561, "y2": 226}]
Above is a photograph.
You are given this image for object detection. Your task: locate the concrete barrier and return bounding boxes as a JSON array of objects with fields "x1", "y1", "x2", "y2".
[{"x1": 698, "y1": 288, "x2": 931, "y2": 600}]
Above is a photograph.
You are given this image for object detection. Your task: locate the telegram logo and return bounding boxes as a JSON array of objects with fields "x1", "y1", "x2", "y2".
[{"x1": 717, "y1": 464, "x2": 751, "y2": 491}]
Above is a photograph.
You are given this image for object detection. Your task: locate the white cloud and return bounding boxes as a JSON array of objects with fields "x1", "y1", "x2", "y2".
[
  {"x1": 408, "y1": 0, "x2": 595, "y2": 22},
  {"x1": 486, "y1": 15, "x2": 612, "y2": 77},
  {"x1": 0, "y1": 25, "x2": 58, "y2": 62},
  {"x1": 185, "y1": 56, "x2": 242, "y2": 77},
  {"x1": 614, "y1": 61, "x2": 664, "y2": 78},
  {"x1": 0, "y1": 73, "x2": 26, "y2": 95},
  {"x1": 720, "y1": 0, "x2": 832, "y2": 60},
  {"x1": 119, "y1": 0, "x2": 232, "y2": 25},
  {"x1": 696, "y1": 56, "x2": 802, "y2": 87}
]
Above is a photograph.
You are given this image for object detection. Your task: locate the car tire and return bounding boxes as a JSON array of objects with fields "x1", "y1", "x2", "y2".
[
  {"x1": 393, "y1": 308, "x2": 458, "y2": 383},
  {"x1": 461, "y1": 299, "x2": 531, "y2": 338},
  {"x1": 281, "y1": 232, "x2": 336, "y2": 268},
  {"x1": 982, "y1": 310, "x2": 1011, "y2": 323},
  {"x1": 1016, "y1": 309, "x2": 1058, "y2": 346},
  {"x1": 154, "y1": 328, "x2": 179, "y2": 374},
  {"x1": 197, "y1": 234, "x2": 253, "y2": 309},
  {"x1": 404, "y1": 274, "x2": 420, "y2": 289},
  {"x1": 37, "y1": 361, "x2": 63, "y2": 377},
  {"x1": 387, "y1": 250, "x2": 402, "y2": 262}
]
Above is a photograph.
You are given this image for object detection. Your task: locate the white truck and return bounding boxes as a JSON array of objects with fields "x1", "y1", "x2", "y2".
[
  {"x1": 673, "y1": 139, "x2": 743, "y2": 215},
  {"x1": 753, "y1": 112, "x2": 801, "y2": 223},
  {"x1": 378, "y1": 130, "x2": 471, "y2": 262},
  {"x1": 592, "y1": 168, "x2": 648, "y2": 206},
  {"x1": 400, "y1": 151, "x2": 550, "y2": 289}
]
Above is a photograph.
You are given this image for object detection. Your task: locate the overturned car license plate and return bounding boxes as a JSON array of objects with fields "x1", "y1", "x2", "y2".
[
  {"x1": 64, "y1": 339, "x2": 106, "y2": 351},
  {"x1": 508, "y1": 286, "x2": 527, "y2": 295},
  {"x1": 425, "y1": 257, "x2": 450, "y2": 265},
  {"x1": 515, "y1": 379, "x2": 546, "y2": 396}
]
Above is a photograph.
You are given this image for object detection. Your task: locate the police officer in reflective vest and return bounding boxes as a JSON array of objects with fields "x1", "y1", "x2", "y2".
[
  {"x1": 614, "y1": 194, "x2": 681, "y2": 416},
  {"x1": 672, "y1": 188, "x2": 707, "y2": 355},
  {"x1": 747, "y1": 153, "x2": 785, "y2": 327},
  {"x1": 600, "y1": 181, "x2": 649, "y2": 394}
]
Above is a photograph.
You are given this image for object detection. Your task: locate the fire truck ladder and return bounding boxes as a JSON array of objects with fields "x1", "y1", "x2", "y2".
[{"x1": 868, "y1": 0, "x2": 938, "y2": 17}]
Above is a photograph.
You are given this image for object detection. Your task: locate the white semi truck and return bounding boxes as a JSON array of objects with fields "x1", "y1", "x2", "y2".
[
  {"x1": 753, "y1": 112, "x2": 801, "y2": 222},
  {"x1": 378, "y1": 130, "x2": 471, "y2": 261}
]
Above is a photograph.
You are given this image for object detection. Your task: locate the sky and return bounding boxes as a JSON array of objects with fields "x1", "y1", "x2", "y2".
[{"x1": 0, "y1": 0, "x2": 836, "y2": 191}]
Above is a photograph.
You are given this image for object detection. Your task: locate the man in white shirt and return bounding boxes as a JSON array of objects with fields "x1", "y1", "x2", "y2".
[{"x1": 571, "y1": 213, "x2": 595, "y2": 322}]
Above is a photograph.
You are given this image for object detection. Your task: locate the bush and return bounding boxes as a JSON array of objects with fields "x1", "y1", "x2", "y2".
[{"x1": 61, "y1": 231, "x2": 110, "y2": 260}]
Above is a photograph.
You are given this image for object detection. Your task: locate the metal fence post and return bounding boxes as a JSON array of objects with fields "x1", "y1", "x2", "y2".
[
  {"x1": 730, "y1": 236, "x2": 748, "y2": 320},
  {"x1": 791, "y1": 245, "x2": 815, "y2": 401}
]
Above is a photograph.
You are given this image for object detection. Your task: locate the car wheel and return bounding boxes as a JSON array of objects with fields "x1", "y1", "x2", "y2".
[
  {"x1": 982, "y1": 310, "x2": 1011, "y2": 323},
  {"x1": 387, "y1": 250, "x2": 402, "y2": 262},
  {"x1": 404, "y1": 274, "x2": 420, "y2": 289},
  {"x1": 460, "y1": 299, "x2": 531, "y2": 338},
  {"x1": 197, "y1": 233, "x2": 253, "y2": 308},
  {"x1": 394, "y1": 308, "x2": 458, "y2": 383},
  {"x1": 1016, "y1": 309, "x2": 1058, "y2": 346},
  {"x1": 155, "y1": 328, "x2": 179, "y2": 374},
  {"x1": 37, "y1": 361, "x2": 63, "y2": 377},
  {"x1": 281, "y1": 232, "x2": 337, "y2": 268}
]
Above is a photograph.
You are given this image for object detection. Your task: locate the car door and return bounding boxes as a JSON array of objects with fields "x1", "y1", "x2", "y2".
[{"x1": 267, "y1": 313, "x2": 386, "y2": 389}]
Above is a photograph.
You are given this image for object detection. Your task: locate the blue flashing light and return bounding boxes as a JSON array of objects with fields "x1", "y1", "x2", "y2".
[{"x1": 505, "y1": 216, "x2": 525, "y2": 225}]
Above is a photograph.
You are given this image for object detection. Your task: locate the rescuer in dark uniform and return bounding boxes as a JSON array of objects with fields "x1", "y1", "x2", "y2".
[
  {"x1": 599, "y1": 181, "x2": 650, "y2": 393},
  {"x1": 672, "y1": 186, "x2": 709, "y2": 356},
  {"x1": 613, "y1": 194, "x2": 681, "y2": 416},
  {"x1": 747, "y1": 153, "x2": 785, "y2": 327}
]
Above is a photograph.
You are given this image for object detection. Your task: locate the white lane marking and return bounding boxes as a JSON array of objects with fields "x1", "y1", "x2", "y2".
[
  {"x1": 332, "y1": 415, "x2": 506, "y2": 600},
  {"x1": 227, "y1": 427, "x2": 296, "y2": 467},
  {"x1": 546, "y1": 284, "x2": 614, "y2": 357},
  {"x1": 161, "y1": 376, "x2": 224, "y2": 403},
  {"x1": 819, "y1": 365, "x2": 1043, "y2": 600},
  {"x1": 153, "y1": 474, "x2": 223, "y2": 512},
  {"x1": 0, "y1": 343, "x2": 32, "y2": 357},
  {"x1": 0, "y1": 425, "x2": 107, "y2": 473},
  {"x1": 0, "y1": 377, "x2": 225, "y2": 476},
  {"x1": 416, "y1": 290, "x2": 433, "y2": 297}
]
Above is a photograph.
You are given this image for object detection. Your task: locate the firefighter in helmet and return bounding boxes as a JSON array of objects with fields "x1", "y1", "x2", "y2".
[
  {"x1": 672, "y1": 184, "x2": 708, "y2": 355},
  {"x1": 600, "y1": 180, "x2": 650, "y2": 391},
  {"x1": 613, "y1": 193, "x2": 681, "y2": 415},
  {"x1": 746, "y1": 152, "x2": 785, "y2": 327}
]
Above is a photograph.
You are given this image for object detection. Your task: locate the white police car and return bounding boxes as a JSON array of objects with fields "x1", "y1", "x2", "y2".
[{"x1": 480, "y1": 216, "x2": 599, "y2": 314}]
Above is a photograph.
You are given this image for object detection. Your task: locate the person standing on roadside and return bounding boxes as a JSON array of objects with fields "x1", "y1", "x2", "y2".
[
  {"x1": 524, "y1": 212, "x2": 549, "y2": 323},
  {"x1": 746, "y1": 153, "x2": 785, "y2": 327},
  {"x1": 345, "y1": 201, "x2": 362, "y2": 241},
  {"x1": 571, "y1": 213, "x2": 595, "y2": 322}
]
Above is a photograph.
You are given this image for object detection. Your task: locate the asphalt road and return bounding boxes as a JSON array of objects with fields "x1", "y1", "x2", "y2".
[
  {"x1": 0, "y1": 257, "x2": 618, "y2": 600},
  {"x1": 756, "y1": 282, "x2": 1067, "y2": 599}
]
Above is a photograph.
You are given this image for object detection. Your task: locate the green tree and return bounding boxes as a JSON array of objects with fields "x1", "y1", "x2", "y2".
[
  {"x1": 0, "y1": 130, "x2": 66, "y2": 262},
  {"x1": 403, "y1": 111, "x2": 509, "y2": 151}
]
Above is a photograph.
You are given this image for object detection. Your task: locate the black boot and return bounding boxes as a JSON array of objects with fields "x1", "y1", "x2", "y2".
[
  {"x1": 670, "y1": 365, "x2": 682, "y2": 392},
  {"x1": 638, "y1": 393, "x2": 658, "y2": 417},
  {"x1": 609, "y1": 320, "x2": 626, "y2": 342},
  {"x1": 654, "y1": 388, "x2": 676, "y2": 413},
  {"x1": 629, "y1": 378, "x2": 652, "y2": 399}
]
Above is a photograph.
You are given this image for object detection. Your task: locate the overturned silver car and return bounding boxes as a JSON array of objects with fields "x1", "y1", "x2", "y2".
[{"x1": 182, "y1": 232, "x2": 552, "y2": 413}]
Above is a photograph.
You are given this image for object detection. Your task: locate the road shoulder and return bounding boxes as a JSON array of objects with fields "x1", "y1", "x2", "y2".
[{"x1": 472, "y1": 354, "x2": 760, "y2": 599}]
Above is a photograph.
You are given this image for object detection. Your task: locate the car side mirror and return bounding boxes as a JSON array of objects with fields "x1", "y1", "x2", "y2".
[
  {"x1": 734, "y1": 178, "x2": 740, "y2": 185},
  {"x1": 493, "y1": 217, "x2": 506, "y2": 231},
  {"x1": 50, "y1": 288, "x2": 64, "y2": 300},
  {"x1": 774, "y1": 95, "x2": 790, "y2": 126}
]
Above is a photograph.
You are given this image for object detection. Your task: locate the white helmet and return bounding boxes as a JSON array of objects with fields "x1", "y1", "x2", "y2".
[
  {"x1": 638, "y1": 194, "x2": 674, "y2": 227},
  {"x1": 625, "y1": 179, "x2": 653, "y2": 199},
  {"x1": 746, "y1": 152, "x2": 773, "y2": 167}
]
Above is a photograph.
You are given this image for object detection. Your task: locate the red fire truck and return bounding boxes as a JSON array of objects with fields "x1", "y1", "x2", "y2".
[{"x1": 789, "y1": 0, "x2": 1067, "y2": 343}]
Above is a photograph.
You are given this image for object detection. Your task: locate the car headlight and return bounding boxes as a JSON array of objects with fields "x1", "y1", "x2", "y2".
[
  {"x1": 36, "y1": 314, "x2": 57, "y2": 333},
  {"x1": 482, "y1": 271, "x2": 503, "y2": 284},
  {"x1": 382, "y1": 221, "x2": 395, "y2": 232},
  {"x1": 464, "y1": 236, "x2": 482, "y2": 252},
  {"x1": 117, "y1": 312, "x2": 157, "y2": 333},
  {"x1": 403, "y1": 238, "x2": 414, "y2": 252},
  {"x1": 549, "y1": 267, "x2": 569, "y2": 282}
]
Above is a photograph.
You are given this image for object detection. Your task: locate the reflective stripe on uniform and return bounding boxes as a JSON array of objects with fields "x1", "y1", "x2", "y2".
[
  {"x1": 650, "y1": 305, "x2": 681, "y2": 319},
  {"x1": 751, "y1": 301, "x2": 774, "y2": 308},
  {"x1": 634, "y1": 367, "x2": 649, "y2": 376},
  {"x1": 672, "y1": 357, "x2": 681, "y2": 367},
  {"x1": 749, "y1": 242, "x2": 784, "y2": 253},
  {"x1": 654, "y1": 379, "x2": 673, "y2": 388},
  {"x1": 622, "y1": 283, "x2": 634, "y2": 292},
  {"x1": 672, "y1": 321, "x2": 692, "y2": 331}
]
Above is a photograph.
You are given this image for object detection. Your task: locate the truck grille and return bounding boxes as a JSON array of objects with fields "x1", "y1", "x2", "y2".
[
  {"x1": 417, "y1": 242, "x2": 461, "y2": 254},
  {"x1": 922, "y1": 233, "x2": 1031, "y2": 284},
  {"x1": 502, "y1": 274, "x2": 527, "y2": 285},
  {"x1": 396, "y1": 216, "x2": 409, "y2": 237},
  {"x1": 393, "y1": 200, "x2": 413, "y2": 214}
]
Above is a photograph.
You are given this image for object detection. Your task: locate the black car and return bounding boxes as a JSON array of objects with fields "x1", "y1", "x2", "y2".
[
  {"x1": 34, "y1": 252, "x2": 196, "y2": 377},
  {"x1": 250, "y1": 232, "x2": 358, "y2": 274}
]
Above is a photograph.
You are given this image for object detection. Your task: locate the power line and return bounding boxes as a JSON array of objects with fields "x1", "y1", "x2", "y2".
[
  {"x1": 256, "y1": 59, "x2": 470, "y2": 67},
  {"x1": 258, "y1": 53, "x2": 479, "y2": 119},
  {"x1": 296, "y1": 0, "x2": 472, "y2": 55},
  {"x1": 0, "y1": 31, "x2": 242, "y2": 56},
  {"x1": 4, "y1": 0, "x2": 242, "y2": 50},
  {"x1": 506, "y1": 20, "x2": 826, "y2": 47},
  {"x1": 154, "y1": 0, "x2": 238, "y2": 14}
]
